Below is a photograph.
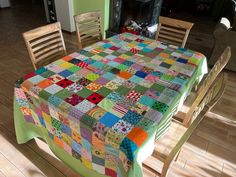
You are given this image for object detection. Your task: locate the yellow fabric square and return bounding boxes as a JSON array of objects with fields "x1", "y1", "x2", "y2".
[
  {"x1": 60, "y1": 62, "x2": 74, "y2": 69},
  {"x1": 42, "y1": 111, "x2": 51, "y2": 123},
  {"x1": 164, "y1": 59, "x2": 175, "y2": 65}
]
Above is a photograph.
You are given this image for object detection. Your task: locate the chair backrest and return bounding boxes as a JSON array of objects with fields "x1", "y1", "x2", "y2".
[
  {"x1": 74, "y1": 11, "x2": 103, "y2": 49},
  {"x1": 155, "y1": 16, "x2": 194, "y2": 48},
  {"x1": 183, "y1": 47, "x2": 231, "y2": 126},
  {"x1": 168, "y1": 72, "x2": 227, "y2": 163},
  {"x1": 23, "y1": 22, "x2": 66, "y2": 70}
]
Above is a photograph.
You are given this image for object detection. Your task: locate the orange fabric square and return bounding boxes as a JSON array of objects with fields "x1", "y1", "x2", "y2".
[
  {"x1": 126, "y1": 127, "x2": 148, "y2": 147},
  {"x1": 54, "y1": 136, "x2": 64, "y2": 148},
  {"x1": 37, "y1": 79, "x2": 53, "y2": 89},
  {"x1": 63, "y1": 55, "x2": 73, "y2": 61},
  {"x1": 118, "y1": 71, "x2": 132, "y2": 79},
  {"x1": 159, "y1": 53, "x2": 169, "y2": 58}
]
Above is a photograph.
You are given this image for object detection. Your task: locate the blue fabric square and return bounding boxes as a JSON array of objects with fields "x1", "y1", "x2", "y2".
[
  {"x1": 142, "y1": 48, "x2": 152, "y2": 53},
  {"x1": 58, "y1": 70, "x2": 73, "y2": 77},
  {"x1": 120, "y1": 137, "x2": 138, "y2": 161},
  {"x1": 102, "y1": 72, "x2": 116, "y2": 80},
  {"x1": 72, "y1": 140, "x2": 82, "y2": 154},
  {"x1": 91, "y1": 61, "x2": 104, "y2": 68},
  {"x1": 84, "y1": 58, "x2": 96, "y2": 64},
  {"x1": 39, "y1": 116, "x2": 46, "y2": 127},
  {"x1": 159, "y1": 62, "x2": 171, "y2": 69},
  {"x1": 138, "y1": 95, "x2": 156, "y2": 107},
  {"x1": 129, "y1": 75, "x2": 143, "y2": 84},
  {"x1": 103, "y1": 43, "x2": 113, "y2": 48},
  {"x1": 123, "y1": 60, "x2": 134, "y2": 66},
  {"x1": 69, "y1": 58, "x2": 81, "y2": 64},
  {"x1": 138, "y1": 43, "x2": 148, "y2": 47},
  {"x1": 122, "y1": 110, "x2": 142, "y2": 125},
  {"x1": 107, "y1": 61, "x2": 120, "y2": 67},
  {"x1": 99, "y1": 113, "x2": 119, "y2": 127},
  {"x1": 35, "y1": 67, "x2": 47, "y2": 75},
  {"x1": 152, "y1": 71, "x2": 163, "y2": 77},
  {"x1": 135, "y1": 71, "x2": 148, "y2": 78},
  {"x1": 61, "y1": 124, "x2": 72, "y2": 136},
  {"x1": 81, "y1": 138, "x2": 91, "y2": 152},
  {"x1": 177, "y1": 58, "x2": 188, "y2": 64}
]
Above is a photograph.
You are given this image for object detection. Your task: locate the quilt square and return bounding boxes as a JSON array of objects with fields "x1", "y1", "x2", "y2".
[
  {"x1": 87, "y1": 106, "x2": 107, "y2": 120},
  {"x1": 99, "y1": 113, "x2": 119, "y2": 128},
  {"x1": 78, "y1": 78, "x2": 91, "y2": 87},
  {"x1": 56, "y1": 78, "x2": 74, "y2": 88},
  {"x1": 126, "y1": 127, "x2": 148, "y2": 147},
  {"x1": 86, "y1": 93, "x2": 104, "y2": 104},
  {"x1": 126, "y1": 90, "x2": 142, "y2": 102},
  {"x1": 76, "y1": 100, "x2": 96, "y2": 113},
  {"x1": 44, "y1": 84, "x2": 63, "y2": 94},
  {"x1": 86, "y1": 82, "x2": 102, "y2": 92},
  {"x1": 151, "y1": 101, "x2": 169, "y2": 114},
  {"x1": 58, "y1": 70, "x2": 73, "y2": 78},
  {"x1": 65, "y1": 94, "x2": 84, "y2": 106},
  {"x1": 122, "y1": 110, "x2": 142, "y2": 125},
  {"x1": 96, "y1": 87, "x2": 112, "y2": 97}
]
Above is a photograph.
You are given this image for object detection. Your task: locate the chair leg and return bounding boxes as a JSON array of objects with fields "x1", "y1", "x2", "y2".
[
  {"x1": 174, "y1": 150, "x2": 181, "y2": 162},
  {"x1": 160, "y1": 162, "x2": 170, "y2": 177}
]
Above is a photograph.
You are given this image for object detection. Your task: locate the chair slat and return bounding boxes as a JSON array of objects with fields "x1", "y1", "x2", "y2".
[
  {"x1": 155, "y1": 16, "x2": 194, "y2": 47},
  {"x1": 23, "y1": 22, "x2": 66, "y2": 70},
  {"x1": 74, "y1": 11, "x2": 103, "y2": 49}
]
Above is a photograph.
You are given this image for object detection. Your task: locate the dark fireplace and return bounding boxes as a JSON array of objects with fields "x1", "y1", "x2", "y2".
[{"x1": 107, "y1": 0, "x2": 163, "y2": 38}]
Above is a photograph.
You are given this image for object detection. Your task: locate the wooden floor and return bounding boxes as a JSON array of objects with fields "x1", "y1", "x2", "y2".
[{"x1": 0, "y1": 1, "x2": 236, "y2": 177}]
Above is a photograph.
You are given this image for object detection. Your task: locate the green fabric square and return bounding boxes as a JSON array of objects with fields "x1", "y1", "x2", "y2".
[
  {"x1": 116, "y1": 64, "x2": 128, "y2": 71},
  {"x1": 38, "y1": 90, "x2": 51, "y2": 100},
  {"x1": 112, "y1": 51, "x2": 121, "y2": 56},
  {"x1": 97, "y1": 98, "x2": 115, "y2": 112},
  {"x1": 138, "y1": 51, "x2": 146, "y2": 56},
  {"x1": 151, "y1": 83, "x2": 165, "y2": 93},
  {"x1": 76, "y1": 88, "x2": 93, "y2": 98},
  {"x1": 115, "y1": 85, "x2": 130, "y2": 95},
  {"x1": 67, "y1": 65, "x2": 81, "y2": 72},
  {"x1": 136, "y1": 118, "x2": 155, "y2": 131},
  {"x1": 161, "y1": 74, "x2": 175, "y2": 82},
  {"x1": 189, "y1": 57, "x2": 200, "y2": 65},
  {"x1": 98, "y1": 52, "x2": 108, "y2": 57},
  {"x1": 85, "y1": 73, "x2": 100, "y2": 81},
  {"x1": 152, "y1": 101, "x2": 169, "y2": 114},
  {"x1": 103, "y1": 65, "x2": 113, "y2": 72},
  {"x1": 133, "y1": 85, "x2": 148, "y2": 94},
  {"x1": 80, "y1": 114, "x2": 97, "y2": 130},
  {"x1": 55, "y1": 89, "x2": 73, "y2": 100},
  {"x1": 138, "y1": 95, "x2": 155, "y2": 107},
  {"x1": 40, "y1": 70, "x2": 55, "y2": 78},
  {"x1": 125, "y1": 51, "x2": 134, "y2": 56},
  {"x1": 84, "y1": 51, "x2": 94, "y2": 57},
  {"x1": 97, "y1": 87, "x2": 112, "y2": 97}
]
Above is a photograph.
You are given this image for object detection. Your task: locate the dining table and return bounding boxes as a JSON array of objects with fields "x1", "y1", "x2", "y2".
[{"x1": 14, "y1": 32, "x2": 208, "y2": 177}]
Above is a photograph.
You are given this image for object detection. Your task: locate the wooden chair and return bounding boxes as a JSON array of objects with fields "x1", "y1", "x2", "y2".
[
  {"x1": 155, "y1": 16, "x2": 194, "y2": 47},
  {"x1": 143, "y1": 72, "x2": 227, "y2": 177},
  {"x1": 23, "y1": 22, "x2": 66, "y2": 70},
  {"x1": 74, "y1": 11, "x2": 103, "y2": 49},
  {"x1": 174, "y1": 47, "x2": 231, "y2": 127}
]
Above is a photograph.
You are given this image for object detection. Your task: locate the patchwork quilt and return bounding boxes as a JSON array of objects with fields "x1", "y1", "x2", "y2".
[{"x1": 15, "y1": 33, "x2": 206, "y2": 177}]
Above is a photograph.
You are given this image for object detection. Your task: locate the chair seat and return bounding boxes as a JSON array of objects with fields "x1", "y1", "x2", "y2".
[{"x1": 153, "y1": 121, "x2": 187, "y2": 161}]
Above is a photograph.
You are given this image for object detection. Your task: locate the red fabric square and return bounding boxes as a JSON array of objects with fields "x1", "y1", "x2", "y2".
[
  {"x1": 23, "y1": 72, "x2": 36, "y2": 80},
  {"x1": 56, "y1": 78, "x2": 74, "y2": 88},
  {"x1": 86, "y1": 93, "x2": 104, "y2": 104},
  {"x1": 110, "y1": 46, "x2": 120, "y2": 51},
  {"x1": 65, "y1": 94, "x2": 84, "y2": 106},
  {"x1": 77, "y1": 61, "x2": 89, "y2": 68},
  {"x1": 105, "y1": 168, "x2": 117, "y2": 177},
  {"x1": 126, "y1": 90, "x2": 142, "y2": 102}
]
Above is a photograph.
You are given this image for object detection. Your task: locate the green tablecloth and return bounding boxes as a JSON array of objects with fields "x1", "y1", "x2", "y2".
[{"x1": 14, "y1": 33, "x2": 208, "y2": 177}]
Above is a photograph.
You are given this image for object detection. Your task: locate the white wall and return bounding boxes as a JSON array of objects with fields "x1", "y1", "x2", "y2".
[
  {"x1": 0, "y1": 0, "x2": 11, "y2": 8},
  {"x1": 54, "y1": 0, "x2": 75, "y2": 32}
]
